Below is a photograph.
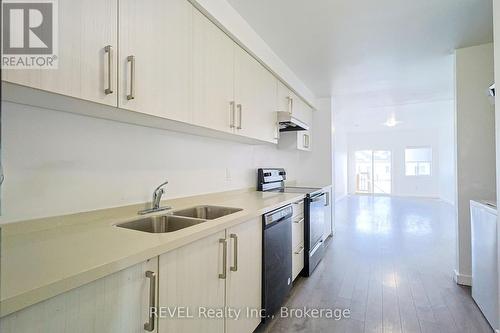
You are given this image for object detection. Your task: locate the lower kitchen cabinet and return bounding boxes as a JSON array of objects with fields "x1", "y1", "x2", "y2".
[
  {"x1": 323, "y1": 187, "x2": 333, "y2": 240},
  {"x1": 291, "y1": 200, "x2": 305, "y2": 281},
  {"x1": 0, "y1": 258, "x2": 158, "y2": 333},
  {"x1": 1, "y1": 218, "x2": 263, "y2": 333},
  {"x1": 157, "y1": 217, "x2": 262, "y2": 333},
  {"x1": 158, "y1": 230, "x2": 226, "y2": 333},
  {"x1": 225, "y1": 218, "x2": 262, "y2": 333}
]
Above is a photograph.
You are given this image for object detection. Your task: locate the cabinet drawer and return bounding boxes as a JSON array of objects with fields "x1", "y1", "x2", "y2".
[
  {"x1": 292, "y1": 242, "x2": 305, "y2": 281},
  {"x1": 292, "y1": 216, "x2": 305, "y2": 249},
  {"x1": 292, "y1": 200, "x2": 304, "y2": 218}
]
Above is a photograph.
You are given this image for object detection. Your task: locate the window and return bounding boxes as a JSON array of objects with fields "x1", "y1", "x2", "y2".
[{"x1": 405, "y1": 147, "x2": 432, "y2": 176}]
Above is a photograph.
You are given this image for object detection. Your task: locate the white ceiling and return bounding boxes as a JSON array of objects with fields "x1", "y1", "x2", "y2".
[{"x1": 227, "y1": 0, "x2": 493, "y2": 110}]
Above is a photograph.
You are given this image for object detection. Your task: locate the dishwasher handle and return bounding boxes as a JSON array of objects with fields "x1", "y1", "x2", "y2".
[{"x1": 310, "y1": 192, "x2": 326, "y2": 202}]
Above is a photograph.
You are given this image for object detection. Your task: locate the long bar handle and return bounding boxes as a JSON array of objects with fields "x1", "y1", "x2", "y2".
[
  {"x1": 230, "y1": 101, "x2": 236, "y2": 128},
  {"x1": 127, "y1": 55, "x2": 135, "y2": 100},
  {"x1": 104, "y1": 45, "x2": 113, "y2": 95},
  {"x1": 236, "y1": 104, "x2": 242, "y2": 129},
  {"x1": 144, "y1": 271, "x2": 156, "y2": 332},
  {"x1": 230, "y1": 234, "x2": 238, "y2": 272},
  {"x1": 286, "y1": 96, "x2": 293, "y2": 115},
  {"x1": 295, "y1": 245, "x2": 305, "y2": 255},
  {"x1": 219, "y1": 238, "x2": 227, "y2": 279},
  {"x1": 303, "y1": 133, "x2": 310, "y2": 148},
  {"x1": 293, "y1": 217, "x2": 304, "y2": 224}
]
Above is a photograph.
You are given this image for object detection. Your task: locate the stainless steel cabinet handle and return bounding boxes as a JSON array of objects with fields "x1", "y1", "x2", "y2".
[
  {"x1": 325, "y1": 192, "x2": 330, "y2": 207},
  {"x1": 219, "y1": 238, "x2": 227, "y2": 279},
  {"x1": 236, "y1": 104, "x2": 242, "y2": 129},
  {"x1": 104, "y1": 45, "x2": 113, "y2": 95},
  {"x1": 127, "y1": 55, "x2": 135, "y2": 100},
  {"x1": 295, "y1": 245, "x2": 305, "y2": 255},
  {"x1": 230, "y1": 234, "x2": 238, "y2": 272},
  {"x1": 230, "y1": 101, "x2": 235, "y2": 128},
  {"x1": 286, "y1": 96, "x2": 292, "y2": 114},
  {"x1": 293, "y1": 218, "x2": 304, "y2": 224},
  {"x1": 303, "y1": 134, "x2": 310, "y2": 148},
  {"x1": 144, "y1": 271, "x2": 156, "y2": 332},
  {"x1": 290, "y1": 97, "x2": 294, "y2": 115}
]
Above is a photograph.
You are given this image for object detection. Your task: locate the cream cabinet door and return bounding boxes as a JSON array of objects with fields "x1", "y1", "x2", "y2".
[
  {"x1": 192, "y1": 9, "x2": 235, "y2": 133},
  {"x1": 119, "y1": 0, "x2": 193, "y2": 122},
  {"x1": 158, "y1": 231, "x2": 226, "y2": 333},
  {"x1": 297, "y1": 130, "x2": 312, "y2": 151},
  {"x1": 292, "y1": 94, "x2": 313, "y2": 125},
  {"x1": 226, "y1": 218, "x2": 262, "y2": 333},
  {"x1": 2, "y1": 0, "x2": 118, "y2": 107},
  {"x1": 234, "y1": 47, "x2": 278, "y2": 144},
  {"x1": 0, "y1": 258, "x2": 158, "y2": 333},
  {"x1": 276, "y1": 80, "x2": 292, "y2": 113}
]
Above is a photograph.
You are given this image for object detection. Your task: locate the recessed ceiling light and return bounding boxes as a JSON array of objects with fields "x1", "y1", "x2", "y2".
[{"x1": 383, "y1": 115, "x2": 401, "y2": 127}]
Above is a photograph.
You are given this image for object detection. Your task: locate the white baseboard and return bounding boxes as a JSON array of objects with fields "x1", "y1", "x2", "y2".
[{"x1": 454, "y1": 269, "x2": 472, "y2": 286}]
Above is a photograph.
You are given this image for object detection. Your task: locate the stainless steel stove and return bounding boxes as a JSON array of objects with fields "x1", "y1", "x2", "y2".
[{"x1": 257, "y1": 168, "x2": 327, "y2": 277}]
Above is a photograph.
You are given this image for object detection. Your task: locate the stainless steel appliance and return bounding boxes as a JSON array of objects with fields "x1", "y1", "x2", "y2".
[
  {"x1": 257, "y1": 168, "x2": 328, "y2": 277},
  {"x1": 277, "y1": 111, "x2": 309, "y2": 132},
  {"x1": 262, "y1": 205, "x2": 293, "y2": 320}
]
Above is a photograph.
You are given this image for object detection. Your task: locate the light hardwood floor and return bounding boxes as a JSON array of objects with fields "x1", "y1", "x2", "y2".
[{"x1": 258, "y1": 195, "x2": 493, "y2": 333}]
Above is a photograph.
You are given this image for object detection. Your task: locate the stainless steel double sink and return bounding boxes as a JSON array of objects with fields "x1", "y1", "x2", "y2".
[{"x1": 115, "y1": 205, "x2": 242, "y2": 233}]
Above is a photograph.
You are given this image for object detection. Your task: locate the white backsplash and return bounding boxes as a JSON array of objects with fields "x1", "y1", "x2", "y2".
[{"x1": 1, "y1": 101, "x2": 302, "y2": 223}]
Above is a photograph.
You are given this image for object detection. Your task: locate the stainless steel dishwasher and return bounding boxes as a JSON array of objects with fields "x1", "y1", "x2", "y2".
[{"x1": 262, "y1": 204, "x2": 293, "y2": 321}]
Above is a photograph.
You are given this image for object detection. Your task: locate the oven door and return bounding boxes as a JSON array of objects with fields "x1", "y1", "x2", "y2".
[{"x1": 309, "y1": 192, "x2": 326, "y2": 250}]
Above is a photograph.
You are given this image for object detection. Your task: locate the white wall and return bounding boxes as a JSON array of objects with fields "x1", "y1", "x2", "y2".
[
  {"x1": 294, "y1": 97, "x2": 333, "y2": 187},
  {"x1": 454, "y1": 43, "x2": 496, "y2": 285},
  {"x1": 492, "y1": 0, "x2": 500, "y2": 323},
  {"x1": 0, "y1": 102, "x2": 303, "y2": 223},
  {"x1": 333, "y1": 99, "x2": 348, "y2": 202},
  {"x1": 332, "y1": 99, "x2": 455, "y2": 201},
  {"x1": 346, "y1": 129, "x2": 443, "y2": 198},
  {"x1": 438, "y1": 105, "x2": 456, "y2": 205}
]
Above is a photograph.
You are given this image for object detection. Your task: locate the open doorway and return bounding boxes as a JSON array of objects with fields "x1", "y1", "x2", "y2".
[{"x1": 355, "y1": 150, "x2": 392, "y2": 194}]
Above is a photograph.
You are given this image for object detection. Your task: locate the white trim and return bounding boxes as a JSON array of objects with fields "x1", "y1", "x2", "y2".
[
  {"x1": 454, "y1": 269, "x2": 472, "y2": 286},
  {"x1": 349, "y1": 192, "x2": 441, "y2": 201}
]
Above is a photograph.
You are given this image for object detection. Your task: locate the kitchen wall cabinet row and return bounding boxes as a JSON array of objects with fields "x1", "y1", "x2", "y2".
[
  {"x1": 2, "y1": 0, "x2": 312, "y2": 146},
  {"x1": 0, "y1": 218, "x2": 261, "y2": 333}
]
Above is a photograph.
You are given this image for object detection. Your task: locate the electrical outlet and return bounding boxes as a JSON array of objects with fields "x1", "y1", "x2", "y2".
[{"x1": 225, "y1": 168, "x2": 232, "y2": 182}]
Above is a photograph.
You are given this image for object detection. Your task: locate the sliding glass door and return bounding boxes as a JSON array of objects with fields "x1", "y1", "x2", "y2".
[{"x1": 355, "y1": 150, "x2": 392, "y2": 194}]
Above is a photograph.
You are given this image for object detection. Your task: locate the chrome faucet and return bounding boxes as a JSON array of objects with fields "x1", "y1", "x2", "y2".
[{"x1": 138, "y1": 180, "x2": 171, "y2": 215}]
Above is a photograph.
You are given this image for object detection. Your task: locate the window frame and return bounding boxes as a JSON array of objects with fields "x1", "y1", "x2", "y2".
[{"x1": 404, "y1": 146, "x2": 432, "y2": 177}]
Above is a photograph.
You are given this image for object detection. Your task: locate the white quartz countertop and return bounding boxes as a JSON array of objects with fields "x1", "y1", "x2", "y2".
[{"x1": 0, "y1": 187, "x2": 331, "y2": 317}]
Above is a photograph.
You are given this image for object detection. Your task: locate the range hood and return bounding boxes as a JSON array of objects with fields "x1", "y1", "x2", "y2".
[{"x1": 277, "y1": 111, "x2": 309, "y2": 132}]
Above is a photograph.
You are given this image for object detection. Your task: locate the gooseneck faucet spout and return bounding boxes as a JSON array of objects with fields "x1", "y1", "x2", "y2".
[{"x1": 138, "y1": 180, "x2": 172, "y2": 215}]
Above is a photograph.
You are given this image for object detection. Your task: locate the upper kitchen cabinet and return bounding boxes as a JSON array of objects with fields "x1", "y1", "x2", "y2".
[
  {"x1": 192, "y1": 10, "x2": 235, "y2": 134},
  {"x1": 119, "y1": 0, "x2": 193, "y2": 123},
  {"x1": 2, "y1": 0, "x2": 118, "y2": 107},
  {"x1": 276, "y1": 80, "x2": 312, "y2": 125},
  {"x1": 234, "y1": 47, "x2": 278, "y2": 144}
]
